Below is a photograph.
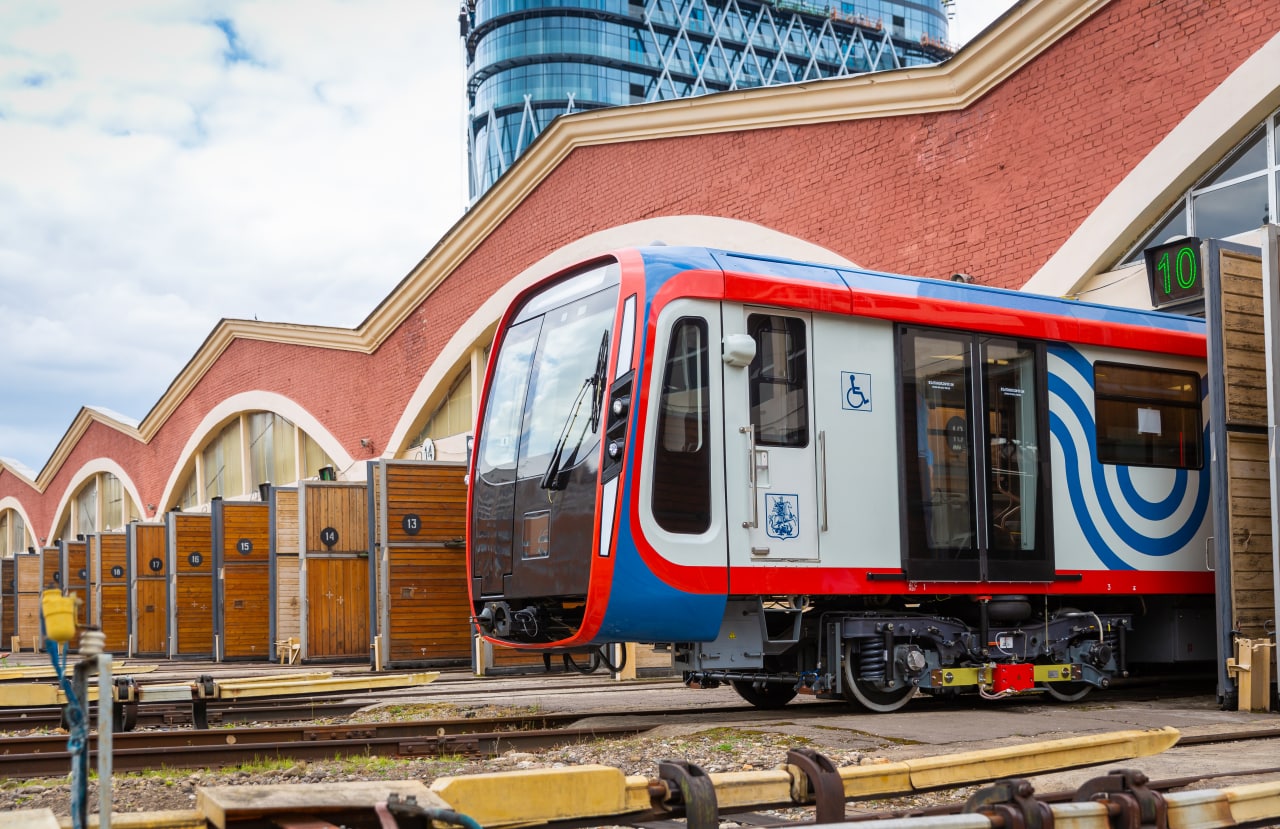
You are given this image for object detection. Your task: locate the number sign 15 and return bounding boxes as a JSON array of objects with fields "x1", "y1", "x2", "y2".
[{"x1": 1144, "y1": 237, "x2": 1202, "y2": 309}]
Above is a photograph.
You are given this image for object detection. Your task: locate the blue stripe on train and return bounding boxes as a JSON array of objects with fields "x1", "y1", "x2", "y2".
[{"x1": 1047, "y1": 345, "x2": 1210, "y2": 569}]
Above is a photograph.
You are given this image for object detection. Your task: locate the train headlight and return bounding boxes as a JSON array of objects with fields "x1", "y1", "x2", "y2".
[
  {"x1": 611, "y1": 395, "x2": 630, "y2": 418},
  {"x1": 608, "y1": 439, "x2": 624, "y2": 459}
]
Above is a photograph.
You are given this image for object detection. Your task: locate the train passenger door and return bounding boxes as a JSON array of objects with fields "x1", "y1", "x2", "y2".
[
  {"x1": 724, "y1": 308, "x2": 819, "y2": 567},
  {"x1": 898, "y1": 327, "x2": 1053, "y2": 582}
]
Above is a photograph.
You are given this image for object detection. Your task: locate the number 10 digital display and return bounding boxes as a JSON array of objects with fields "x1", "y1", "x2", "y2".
[{"x1": 1144, "y1": 237, "x2": 1202, "y2": 310}]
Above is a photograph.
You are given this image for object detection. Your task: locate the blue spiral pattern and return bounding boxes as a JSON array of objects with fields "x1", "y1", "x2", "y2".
[{"x1": 1047, "y1": 345, "x2": 1210, "y2": 571}]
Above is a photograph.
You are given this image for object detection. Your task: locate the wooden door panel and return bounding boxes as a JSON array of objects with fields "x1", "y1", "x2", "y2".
[
  {"x1": 130, "y1": 524, "x2": 168, "y2": 656},
  {"x1": 306, "y1": 558, "x2": 368, "y2": 658}
]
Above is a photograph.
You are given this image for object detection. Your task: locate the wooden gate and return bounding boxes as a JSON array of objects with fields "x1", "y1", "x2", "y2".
[
  {"x1": 41, "y1": 546, "x2": 61, "y2": 591},
  {"x1": 61, "y1": 539, "x2": 90, "y2": 650},
  {"x1": 13, "y1": 552, "x2": 43, "y2": 651},
  {"x1": 370, "y1": 460, "x2": 472, "y2": 667},
  {"x1": 1206, "y1": 240, "x2": 1275, "y2": 706},
  {"x1": 271, "y1": 487, "x2": 301, "y2": 657},
  {"x1": 213, "y1": 500, "x2": 273, "y2": 660},
  {"x1": 38, "y1": 547, "x2": 59, "y2": 651},
  {"x1": 168, "y1": 511, "x2": 215, "y2": 658},
  {"x1": 0, "y1": 556, "x2": 11, "y2": 647},
  {"x1": 128, "y1": 523, "x2": 169, "y2": 657},
  {"x1": 94, "y1": 533, "x2": 130, "y2": 654},
  {"x1": 300, "y1": 481, "x2": 372, "y2": 661}
]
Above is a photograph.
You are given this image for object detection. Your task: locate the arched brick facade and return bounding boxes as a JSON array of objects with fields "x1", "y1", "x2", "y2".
[{"x1": 0, "y1": 0, "x2": 1275, "y2": 543}]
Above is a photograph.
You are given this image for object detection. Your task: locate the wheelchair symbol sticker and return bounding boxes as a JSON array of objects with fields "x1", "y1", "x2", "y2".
[
  {"x1": 765, "y1": 494, "x2": 800, "y2": 540},
  {"x1": 841, "y1": 372, "x2": 872, "y2": 411}
]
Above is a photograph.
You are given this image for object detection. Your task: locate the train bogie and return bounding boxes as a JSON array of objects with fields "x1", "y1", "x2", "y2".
[{"x1": 468, "y1": 246, "x2": 1212, "y2": 710}]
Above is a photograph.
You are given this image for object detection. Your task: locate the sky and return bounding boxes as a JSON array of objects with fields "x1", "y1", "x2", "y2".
[{"x1": 0, "y1": 0, "x2": 1015, "y2": 476}]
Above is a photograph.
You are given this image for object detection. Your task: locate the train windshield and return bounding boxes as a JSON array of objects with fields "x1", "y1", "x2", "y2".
[
  {"x1": 478, "y1": 274, "x2": 619, "y2": 482},
  {"x1": 471, "y1": 263, "x2": 621, "y2": 621}
]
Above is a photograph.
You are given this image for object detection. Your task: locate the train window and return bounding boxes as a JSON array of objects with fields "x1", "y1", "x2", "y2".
[
  {"x1": 748, "y1": 314, "x2": 808, "y2": 447},
  {"x1": 1094, "y1": 363, "x2": 1203, "y2": 468},
  {"x1": 653, "y1": 318, "x2": 712, "y2": 534},
  {"x1": 900, "y1": 331, "x2": 975, "y2": 559},
  {"x1": 477, "y1": 318, "x2": 539, "y2": 474},
  {"x1": 983, "y1": 340, "x2": 1043, "y2": 559}
]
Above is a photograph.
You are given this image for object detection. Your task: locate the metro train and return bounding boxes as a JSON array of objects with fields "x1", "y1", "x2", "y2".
[{"x1": 467, "y1": 246, "x2": 1212, "y2": 711}]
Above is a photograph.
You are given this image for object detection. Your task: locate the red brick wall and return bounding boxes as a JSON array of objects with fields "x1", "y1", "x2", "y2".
[
  {"x1": 480, "y1": 0, "x2": 1270, "y2": 290},
  {"x1": 1, "y1": 0, "x2": 1272, "y2": 538}
]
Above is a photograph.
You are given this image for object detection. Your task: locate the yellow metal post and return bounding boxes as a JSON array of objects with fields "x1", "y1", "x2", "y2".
[
  {"x1": 614, "y1": 643, "x2": 637, "y2": 680},
  {"x1": 1227, "y1": 638, "x2": 1275, "y2": 712}
]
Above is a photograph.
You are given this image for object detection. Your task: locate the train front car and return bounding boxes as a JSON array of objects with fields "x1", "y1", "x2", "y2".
[
  {"x1": 468, "y1": 256, "x2": 623, "y2": 649},
  {"x1": 468, "y1": 248, "x2": 728, "y2": 653}
]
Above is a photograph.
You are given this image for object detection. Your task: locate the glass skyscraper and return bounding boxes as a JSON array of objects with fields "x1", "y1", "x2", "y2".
[{"x1": 461, "y1": 0, "x2": 954, "y2": 199}]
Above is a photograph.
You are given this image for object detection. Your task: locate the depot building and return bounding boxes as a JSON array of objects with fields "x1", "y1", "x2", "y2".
[{"x1": 0, "y1": 0, "x2": 1277, "y2": 660}]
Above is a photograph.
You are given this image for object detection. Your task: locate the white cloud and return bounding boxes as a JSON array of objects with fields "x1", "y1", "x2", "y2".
[
  {"x1": 0, "y1": 0, "x2": 467, "y2": 470},
  {"x1": 948, "y1": 0, "x2": 1017, "y2": 47},
  {"x1": 0, "y1": 0, "x2": 1011, "y2": 473}
]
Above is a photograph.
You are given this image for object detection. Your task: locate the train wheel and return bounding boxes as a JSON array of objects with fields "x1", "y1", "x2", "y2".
[
  {"x1": 842, "y1": 643, "x2": 916, "y2": 712},
  {"x1": 844, "y1": 678, "x2": 915, "y2": 712},
  {"x1": 731, "y1": 680, "x2": 797, "y2": 709},
  {"x1": 1042, "y1": 681, "x2": 1092, "y2": 703}
]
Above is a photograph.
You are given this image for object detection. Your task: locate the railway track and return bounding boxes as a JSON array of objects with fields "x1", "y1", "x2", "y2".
[
  {"x1": 0, "y1": 667, "x2": 1215, "y2": 735},
  {"x1": 0, "y1": 687, "x2": 1269, "y2": 783},
  {"x1": 0, "y1": 705, "x2": 733, "y2": 779}
]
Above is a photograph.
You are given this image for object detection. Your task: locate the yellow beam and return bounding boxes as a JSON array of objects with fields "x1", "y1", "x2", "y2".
[
  {"x1": 900, "y1": 727, "x2": 1179, "y2": 791},
  {"x1": 430, "y1": 766, "x2": 652, "y2": 827},
  {"x1": 0, "y1": 664, "x2": 157, "y2": 681},
  {"x1": 930, "y1": 664, "x2": 1080, "y2": 688},
  {"x1": 205, "y1": 672, "x2": 332, "y2": 686},
  {"x1": 214, "y1": 671, "x2": 439, "y2": 699},
  {"x1": 0, "y1": 683, "x2": 99, "y2": 707}
]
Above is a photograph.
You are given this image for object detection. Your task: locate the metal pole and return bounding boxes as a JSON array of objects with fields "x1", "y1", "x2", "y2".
[{"x1": 97, "y1": 653, "x2": 113, "y2": 829}]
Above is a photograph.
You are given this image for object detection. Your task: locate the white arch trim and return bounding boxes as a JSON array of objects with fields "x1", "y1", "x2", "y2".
[
  {"x1": 0, "y1": 496, "x2": 37, "y2": 551},
  {"x1": 157, "y1": 390, "x2": 355, "y2": 512},
  {"x1": 385, "y1": 216, "x2": 855, "y2": 455},
  {"x1": 1025, "y1": 30, "x2": 1280, "y2": 299},
  {"x1": 45, "y1": 458, "x2": 145, "y2": 545}
]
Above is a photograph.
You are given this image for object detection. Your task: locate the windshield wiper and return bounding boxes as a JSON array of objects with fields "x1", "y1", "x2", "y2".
[{"x1": 540, "y1": 331, "x2": 610, "y2": 491}]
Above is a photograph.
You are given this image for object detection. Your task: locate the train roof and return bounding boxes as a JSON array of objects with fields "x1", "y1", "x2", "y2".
[{"x1": 632, "y1": 246, "x2": 1205, "y2": 336}]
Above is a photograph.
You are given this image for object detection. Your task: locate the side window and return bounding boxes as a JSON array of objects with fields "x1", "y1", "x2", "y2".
[
  {"x1": 749, "y1": 314, "x2": 808, "y2": 447},
  {"x1": 652, "y1": 318, "x2": 711, "y2": 534},
  {"x1": 1094, "y1": 363, "x2": 1203, "y2": 468}
]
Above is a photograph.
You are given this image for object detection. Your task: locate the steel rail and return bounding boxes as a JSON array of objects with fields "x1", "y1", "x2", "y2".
[
  {"x1": 0, "y1": 698, "x2": 374, "y2": 730},
  {"x1": 0, "y1": 722, "x2": 651, "y2": 779}
]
